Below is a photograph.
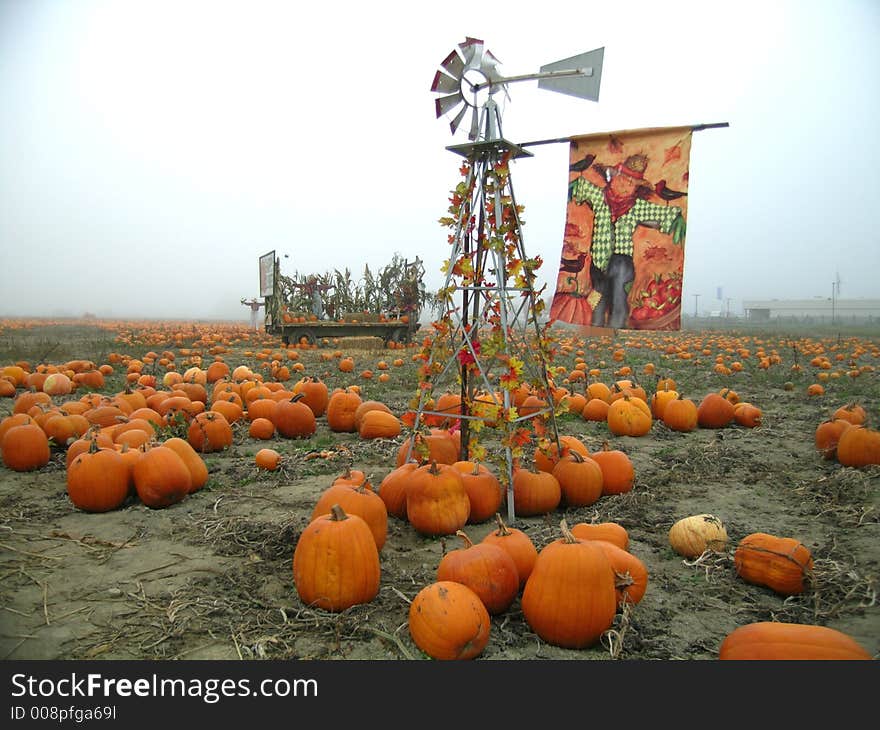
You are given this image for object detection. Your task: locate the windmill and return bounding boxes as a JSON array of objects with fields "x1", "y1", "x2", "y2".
[{"x1": 414, "y1": 38, "x2": 605, "y2": 522}]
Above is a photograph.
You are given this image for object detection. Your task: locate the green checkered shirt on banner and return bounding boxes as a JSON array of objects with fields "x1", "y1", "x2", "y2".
[{"x1": 569, "y1": 178, "x2": 684, "y2": 272}]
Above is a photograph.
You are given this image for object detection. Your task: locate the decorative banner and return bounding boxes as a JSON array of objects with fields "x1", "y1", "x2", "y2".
[{"x1": 550, "y1": 126, "x2": 692, "y2": 330}]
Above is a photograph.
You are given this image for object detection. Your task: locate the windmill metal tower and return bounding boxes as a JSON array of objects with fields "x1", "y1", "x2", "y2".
[{"x1": 409, "y1": 38, "x2": 604, "y2": 522}]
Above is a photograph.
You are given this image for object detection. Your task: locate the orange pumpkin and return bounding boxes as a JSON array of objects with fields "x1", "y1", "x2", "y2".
[
  {"x1": 406, "y1": 461, "x2": 470, "y2": 536},
  {"x1": 591, "y1": 444, "x2": 635, "y2": 495},
  {"x1": 607, "y1": 396, "x2": 653, "y2": 437},
  {"x1": 835, "y1": 425, "x2": 880, "y2": 467},
  {"x1": 696, "y1": 392, "x2": 735, "y2": 428},
  {"x1": 521, "y1": 520, "x2": 616, "y2": 649},
  {"x1": 1, "y1": 423, "x2": 50, "y2": 472},
  {"x1": 67, "y1": 441, "x2": 130, "y2": 512},
  {"x1": 552, "y1": 451, "x2": 603, "y2": 507},
  {"x1": 569, "y1": 521, "x2": 629, "y2": 551},
  {"x1": 408, "y1": 581, "x2": 490, "y2": 660},
  {"x1": 719, "y1": 621, "x2": 872, "y2": 660},
  {"x1": 292, "y1": 504, "x2": 380, "y2": 612},
  {"x1": 132, "y1": 445, "x2": 192, "y2": 508},
  {"x1": 480, "y1": 513, "x2": 538, "y2": 589},
  {"x1": 163, "y1": 437, "x2": 209, "y2": 492},
  {"x1": 734, "y1": 532, "x2": 813, "y2": 596},
  {"x1": 436, "y1": 530, "x2": 519, "y2": 615},
  {"x1": 452, "y1": 461, "x2": 503, "y2": 524},
  {"x1": 310, "y1": 478, "x2": 388, "y2": 551},
  {"x1": 511, "y1": 466, "x2": 561, "y2": 517}
]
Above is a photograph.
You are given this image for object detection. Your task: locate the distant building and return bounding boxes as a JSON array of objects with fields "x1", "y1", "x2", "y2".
[{"x1": 742, "y1": 298, "x2": 880, "y2": 322}]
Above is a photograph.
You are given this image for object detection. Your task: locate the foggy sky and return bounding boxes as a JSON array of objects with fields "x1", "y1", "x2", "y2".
[{"x1": 1, "y1": 0, "x2": 878, "y2": 321}]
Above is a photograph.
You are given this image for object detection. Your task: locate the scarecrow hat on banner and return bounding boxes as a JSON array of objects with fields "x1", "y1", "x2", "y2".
[{"x1": 612, "y1": 154, "x2": 650, "y2": 182}]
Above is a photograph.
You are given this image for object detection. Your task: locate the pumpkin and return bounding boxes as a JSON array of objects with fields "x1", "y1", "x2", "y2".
[
  {"x1": 246, "y1": 397, "x2": 278, "y2": 423},
  {"x1": 353, "y1": 400, "x2": 394, "y2": 431},
  {"x1": 161, "y1": 437, "x2": 209, "y2": 492},
  {"x1": 832, "y1": 402, "x2": 867, "y2": 426},
  {"x1": 718, "y1": 621, "x2": 872, "y2": 660},
  {"x1": 734, "y1": 532, "x2": 813, "y2": 596},
  {"x1": 0, "y1": 413, "x2": 36, "y2": 446},
  {"x1": 590, "y1": 539, "x2": 649, "y2": 607},
  {"x1": 42, "y1": 372, "x2": 73, "y2": 396},
  {"x1": 358, "y1": 410, "x2": 402, "y2": 439},
  {"x1": 733, "y1": 402, "x2": 762, "y2": 428},
  {"x1": 581, "y1": 397, "x2": 610, "y2": 422},
  {"x1": 607, "y1": 396, "x2": 653, "y2": 437},
  {"x1": 533, "y1": 435, "x2": 589, "y2": 473},
  {"x1": 378, "y1": 462, "x2": 419, "y2": 519},
  {"x1": 650, "y1": 384, "x2": 679, "y2": 420},
  {"x1": 406, "y1": 461, "x2": 470, "y2": 536},
  {"x1": 662, "y1": 395, "x2": 699, "y2": 432},
  {"x1": 248, "y1": 417, "x2": 276, "y2": 440},
  {"x1": 310, "y1": 477, "x2": 388, "y2": 550},
  {"x1": 1, "y1": 423, "x2": 51, "y2": 472},
  {"x1": 668, "y1": 514, "x2": 729, "y2": 558},
  {"x1": 521, "y1": 519, "x2": 617, "y2": 649},
  {"x1": 210, "y1": 396, "x2": 243, "y2": 425},
  {"x1": 697, "y1": 392, "x2": 735, "y2": 428},
  {"x1": 408, "y1": 581, "x2": 490, "y2": 660},
  {"x1": 273, "y1": 394, "x2": 316, "y2": 438},
  {"x1": 436, "y1": 530, "x2": 519, "y2": 615},
  {"x1": 569, "y1": 521, "x2": 629, "y2": 551},
  {"x1": 292, "y1": 376, "x2": 329, "y2": 417},
  {"x1": 590, "y1": 444, "x2": 635, "y2": 495},
  {"x1": 395, "y1": 431, "x2": 458, "y2": 466},
  {"x1": 835, "y1": 425, "x2": 880, "y2": 467},
  {"x1": 132, "y1": 445, "x2": 192, "y2": 508},
  {"x1": 814, "y1": 418, "x2": 852, "y2": 460},
  {"x1": 67, "y1": 440, "x2": 130, "y2": 512},
  {"x1": 452, "y1": 461, "x2": 503, "y2": 524},
  {"x1": 43, "y1": 413, "x2": 90, "y2": 446},
  {"x1": 186, "y1": 410, "x2": 233, "y2": 453},
  {"x1": 255, "y1": 447, "x2": 282, "y2": 471},
  {"x1": 551, "y1": 451, "x2": 603, "y2": 507},
  {"x1": 292, "y1": 504, "x2": 380, "y2": 612},
  {"x1": 65, "y1": 431, "x2": 115, "y2": 468},
  {"x1": 326, "y1": 387, "x2": 362, "y2": 432},
  {"x1": 480, "y1": 513, "x2": 538, "y2": 589},
  {"x1": 511, "y1": 466, "x2": 561, "y2": 517}
]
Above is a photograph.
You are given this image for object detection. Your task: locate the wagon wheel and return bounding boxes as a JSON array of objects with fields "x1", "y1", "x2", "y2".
[
  {"x1": 384, "y1": 327, "x2": 408, "y2": 347},
  {"x1": 291, "y1": 329, "x2": 317, "y2": 347}
]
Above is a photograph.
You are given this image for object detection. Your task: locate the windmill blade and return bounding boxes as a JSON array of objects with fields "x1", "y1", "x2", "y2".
[
  {"x1": 440, "y1": 49, "x2": 465, "y2": 80},
  {"x1": 450, "y1": 104, "x2": 469, "y2": 135},
  {"x1": 460, "y1": 37, "x2": 485, "y2": 70},
  {"x1": 435, "y1": 92, "x2": 464, "y2": 119},
  {"x1": 431, "y1": 69, "x2": 461, "y2": 94}
]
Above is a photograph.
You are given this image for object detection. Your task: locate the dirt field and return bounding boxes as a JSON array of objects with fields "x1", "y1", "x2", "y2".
[{"x1": 1, "y1": 321, "x2": 877, "y2": 661}]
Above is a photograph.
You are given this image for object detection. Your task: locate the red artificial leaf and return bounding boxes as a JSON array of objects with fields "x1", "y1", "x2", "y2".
[{"x1": 664, "y1": 145, "x2": 682, "y2": 164}]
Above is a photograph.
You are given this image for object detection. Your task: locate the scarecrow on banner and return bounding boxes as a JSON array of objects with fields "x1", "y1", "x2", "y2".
[
  {"x1": 567, "y1": 152, "x2": 686, "y2": 328},
  {"x1": 551, "y1": 126, "x2": 695, "y2": 331}
]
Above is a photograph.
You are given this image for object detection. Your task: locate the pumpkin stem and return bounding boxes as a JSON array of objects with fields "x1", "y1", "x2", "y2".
[
  {"x1": 614, "y1": 569, "x2": 634, "y2": 590},
  {"x1": 455, "y1": 530, "x2": 474, "y2": 549},
  {"x1": 559, "y1": 518, "x2": 579, "y2": 544},
  {"x1": 493, "y1": 513, "x2": 512, "y2": 536},
  {"x1": 329, "y1": 504, "x2": 348, "y2": 522}
]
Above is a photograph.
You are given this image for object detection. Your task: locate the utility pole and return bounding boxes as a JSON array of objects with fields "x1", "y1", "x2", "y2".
[
  {"x1": 693, "y1": 294, "x2": 700, "y2": 318},
  {"x1": 831, "y1": 281, "x2": 836, "y2": 324}
]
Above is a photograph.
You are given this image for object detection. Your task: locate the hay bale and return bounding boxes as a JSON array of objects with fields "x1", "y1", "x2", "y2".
[{"x1": 337, "y1": 336, "x2": 385, "y2": 350}]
